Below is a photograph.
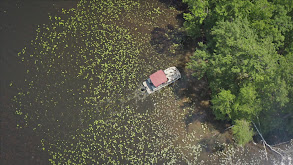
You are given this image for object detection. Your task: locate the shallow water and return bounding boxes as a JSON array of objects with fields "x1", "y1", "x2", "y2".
[{"x1": 1, "y1": 0, "x2": 292, "y2": 164}]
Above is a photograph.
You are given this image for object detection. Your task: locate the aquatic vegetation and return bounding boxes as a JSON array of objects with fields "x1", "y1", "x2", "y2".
[
  {"x1": 8, "y1": 0, "x2": 292, "y2": 164},
  {"x1": 13, "y1": 0, "x2": 161, "y2": 130},
  {"x1": 8, "y1": 0, "x2": 216, "y2": 164},
  {"x1": 45, "y1": 106, "x2": 180, "y2": 164}
]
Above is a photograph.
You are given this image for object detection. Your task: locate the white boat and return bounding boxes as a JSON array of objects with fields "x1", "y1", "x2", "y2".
[{"x1": 142, "y1": 67, "x2": 181, "y2": 94}]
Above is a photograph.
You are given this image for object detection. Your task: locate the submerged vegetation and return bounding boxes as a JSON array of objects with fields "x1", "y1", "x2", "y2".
[
  {"x1": 12, "y1": 0, "x2": 201, "y2": 164},
  {"x1": 9, "y1": 0, "x2": 293, "y2": 164},
  {"x1": 45, "y1": 106, "x2": 174, "y2": 164}
]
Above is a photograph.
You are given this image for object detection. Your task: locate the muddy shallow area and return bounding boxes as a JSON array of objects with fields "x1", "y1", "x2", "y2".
[{"x1": 1, "y1": 0, "x2": 292, "y2": 164}]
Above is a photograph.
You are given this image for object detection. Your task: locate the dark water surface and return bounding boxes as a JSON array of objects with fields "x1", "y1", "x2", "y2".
[
  {"x1": 1, "y1": 1, "x2": 77, "y2": 164},
  {"x1": 1, "y1": 0, "x2": 292, "y2": 164}
]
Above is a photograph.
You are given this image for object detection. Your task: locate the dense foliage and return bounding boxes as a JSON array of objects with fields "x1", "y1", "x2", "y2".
[
  {"x1": 184, "y1": 0, "x2": 293, "y2": 145},
  {"x1": 232, "y1": 119, "x2": 254, "y2": 146}
]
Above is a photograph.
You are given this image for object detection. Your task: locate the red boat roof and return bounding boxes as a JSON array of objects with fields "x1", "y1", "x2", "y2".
[{"x1": 150, "y1": 70, "x2": 167, "y2": 87}]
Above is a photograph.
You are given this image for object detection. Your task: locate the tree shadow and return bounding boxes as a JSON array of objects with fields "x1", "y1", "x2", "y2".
[
  {"x1": 199, "y1": 137, "x2": 227, "y2": 153},
  {"x1": 150, "y1": 24, "x2": 186, "y2": 56},
  {"x1": 159, "y1": 0, "x2": 188, "y2": 27},
  {"x1": 168, "y1": 36, "x2": 230, "y2": 134},
  {"x1": 158, "y1": 0, "x2": 188, "y2": 11}
]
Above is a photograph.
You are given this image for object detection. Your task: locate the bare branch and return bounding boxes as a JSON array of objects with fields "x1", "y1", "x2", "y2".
[
  {"x1": 252, "y1": 122, "x2": 284, "y2": 159},
  {"x1": 224, "y1": 125, "x2": 234, "y2": 131}
]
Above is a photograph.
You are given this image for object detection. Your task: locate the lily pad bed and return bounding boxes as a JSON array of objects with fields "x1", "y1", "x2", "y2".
[
  {"x1": 11, "y1": 0, "x2": 292, "y2": 164},
  {"x1": 13, "y1": 0, "x2": 190, "y2": 164}
]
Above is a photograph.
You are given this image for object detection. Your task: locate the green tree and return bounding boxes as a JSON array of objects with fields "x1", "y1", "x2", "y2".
[
  {"x1": 187, "y1": 48, "x2": 210, "y2": 79},
  {"x1": 189, "y1": 17, "x2": 290, "y2": 118},
  {"x1": 232, "y1": 85, "x2": 261, "y2": 120},
  {"x1": 183, "y1": 0, "x2": 293, "y2": 46},
  {"x1": 211, "y1": 89, "x2": 235, "y2": 120},
  {"x1": 232, "y1": 119, "x2": 254, "y2": 146},
  {"x1": 188, "y1": 17, "x2": 292, "y2": 137},
  {"x1": 182, "y1": 0, "x2": 209, "y2": 38},
  {"x1": 184, "y1": 0, "x2": 293, "y2": 143}
]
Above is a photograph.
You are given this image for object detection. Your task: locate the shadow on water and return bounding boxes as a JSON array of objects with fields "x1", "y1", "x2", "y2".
[
  {"x1": 150, "y1": 24, "x2": 185, "y2": 56},
  {"x1": 172, "y1": 38, "x2": 229, "y2": 130},
  {"x1": 158, "y1": 0, "x2": 188, "y2": 11},
  {"x1": 149, "y1": 21, "x2": 231, "y2": 138},
  {"x1": 174, "y1": 69, "x2": 230, "y2": 132},
  {"x1": 148, "y1": 5, "x2": 230, "y2": 133},
  {"x1": 198, "y1": 136, "x2": 226, "y2": 153},
  {"x1": 148, "y1": 16, "x2": 233, "y2": 158},
  {"x1": 158, "y1": 0, "x2": 187, "y2": 27}
]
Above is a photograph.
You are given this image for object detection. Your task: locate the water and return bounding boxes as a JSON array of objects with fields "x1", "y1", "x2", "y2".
[{"x1": 1, "y1": 0, "x2": 292, "y2": 164}]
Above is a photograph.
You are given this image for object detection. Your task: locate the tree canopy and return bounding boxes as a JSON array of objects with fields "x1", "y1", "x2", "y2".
[
  {"x1": 232, "y1": 119, "x2": 254, "y2": 146},
  {"x1": 184, "y1": 0, "x2": 293, "y2": 145}
]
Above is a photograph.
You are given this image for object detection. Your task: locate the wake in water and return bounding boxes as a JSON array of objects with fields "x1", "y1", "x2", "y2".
[{"x1": 132, "y1": 85, "x2": 148, "y2": 102}]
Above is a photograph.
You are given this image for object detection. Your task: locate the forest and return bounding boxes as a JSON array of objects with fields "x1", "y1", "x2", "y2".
[{"x1": 184, "y1": 0, "x2": 293, "y2": 145}]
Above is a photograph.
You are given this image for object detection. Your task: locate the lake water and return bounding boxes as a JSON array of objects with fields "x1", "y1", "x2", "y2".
[{"x1": 1, "y1": 0, "x2": 292, "y2": 164}]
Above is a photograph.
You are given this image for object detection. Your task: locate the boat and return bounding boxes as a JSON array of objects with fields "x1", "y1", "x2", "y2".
[{"x1": 141, "y1": 67, "x2": 181, "y2": 94}]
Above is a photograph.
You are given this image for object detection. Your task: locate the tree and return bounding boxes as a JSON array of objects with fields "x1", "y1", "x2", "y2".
[
  {"x1": 188, "y1": 17, "x2": 290, "y2": 116},
  {"x1": 211, "y1": 89, "x2": 235, "y2": 120},
  {"x1": 232, "y1": 119, "x2": 254, "y2": 146},
  {"x1": 232, "y1": 84, "x2": 261, "y2": 120},
  {"x1": 187, "y1": 47, "x2": 210, "y2": 79},
  {"x1": 182, "y1": 0, "x2": 209, "y2": 38},
  {"x1": 183, "y1": 0, "x2": 293, "y2": 46},
  {"x1": 184, "y1": 0, "x2": 293, "y2": 144}
]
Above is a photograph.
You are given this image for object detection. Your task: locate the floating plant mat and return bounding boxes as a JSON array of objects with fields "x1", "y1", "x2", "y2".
[
  {"x1": 44, "y1": 105, "x2": 182, "y2": 164},
  {"x1": 12, "y1": 0, "x2": 186, "y2": 164},
  {"x1": 14, "y1": 0, "x2": 173, "y2": 130},
  {"x1": 11, "y1": 0, "x2": 292, "y2": 164}
]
